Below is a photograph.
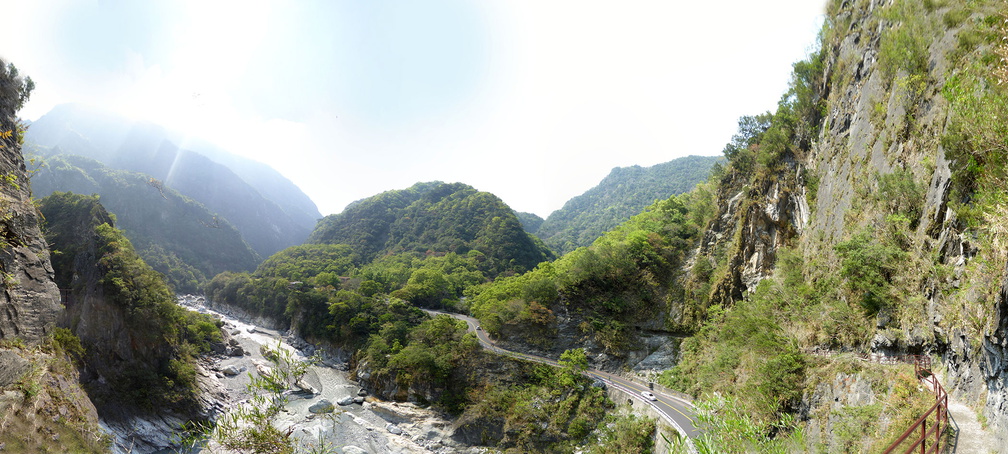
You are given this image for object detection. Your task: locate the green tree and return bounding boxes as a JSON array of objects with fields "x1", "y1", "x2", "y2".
[{"x1": 558, "y1": 348, "x2": 589, "y2": 387}]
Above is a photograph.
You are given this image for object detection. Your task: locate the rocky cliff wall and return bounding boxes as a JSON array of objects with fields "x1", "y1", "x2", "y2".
[
  {"x1": 805, "y1": 1, "x2": 1008, "y2": 440},
  {"x1": 0, "y1": 59, "x2": 61, "y2": 344},
  {"x1": 693, "y1": 0, "x2": 1008, "y2": 442}
]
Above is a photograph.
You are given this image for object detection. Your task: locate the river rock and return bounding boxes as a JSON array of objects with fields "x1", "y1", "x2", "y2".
[
  {"x1": 386, "y1": 423, "x2": 403, "y2": 435},
  {"x1": 353, "y1": 396, "x2": 365, "y2": 404},
  {"x1": 226, "y1": 345, "x2": 245, "y2": 357},
  {"x1": 337, "y1": 396, "x2": 355, "y2": 406},
  {"x1": 308, "y1": 399, "x2": 334, "y2": 414},
  {"x1": 357, "y1": 388, "x2": 368, "y2": 397},
  {"x1": 221, "y1": 365, "x2": 242, "y2": 377},
  {"x1": 295, "y1": 380, "x2": 317, "y2": 395},
  {"x1": 343, "y1": 447, "x2": 367, "y2": 454}
]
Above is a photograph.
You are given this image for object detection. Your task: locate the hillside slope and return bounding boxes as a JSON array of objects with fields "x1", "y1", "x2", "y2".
[{"x1": 536, "y1": 155, "x2": 720, "y2": 254}]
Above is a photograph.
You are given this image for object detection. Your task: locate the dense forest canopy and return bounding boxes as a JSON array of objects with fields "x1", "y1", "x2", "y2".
[{"x1": 308, "y1": 181, "x2": 553, "y2": 275}]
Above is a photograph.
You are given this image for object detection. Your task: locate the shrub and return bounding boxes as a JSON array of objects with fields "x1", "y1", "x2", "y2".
[{"x1": 835, "y1": 229, "x2": 907, "y2": 316}]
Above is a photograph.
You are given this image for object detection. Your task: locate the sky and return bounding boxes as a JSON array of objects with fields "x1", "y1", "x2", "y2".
[{"x1": 1, "y1": 0, "x2": 827, "y2": 218}]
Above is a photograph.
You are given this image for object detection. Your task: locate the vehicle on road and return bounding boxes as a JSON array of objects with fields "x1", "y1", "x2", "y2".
[{"x1": 642, "y1": 391, "x2": 657, "y2": 401}]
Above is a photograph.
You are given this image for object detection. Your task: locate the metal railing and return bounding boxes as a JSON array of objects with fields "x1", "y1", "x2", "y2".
[{"x1": 879, "y1": 356, "x2": 951, "y2": 454}]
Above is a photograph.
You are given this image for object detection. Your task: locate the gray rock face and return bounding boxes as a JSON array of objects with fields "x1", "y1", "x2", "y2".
[
  {"x1": 801, "y1": 371, "x2": 882, "y2": 453},
  {"x1": 0, "y1": 349, "x2": 29, "y2": 387},
  {"x1": 0, "y1": 60, "x2": 62, "y2": 345}
]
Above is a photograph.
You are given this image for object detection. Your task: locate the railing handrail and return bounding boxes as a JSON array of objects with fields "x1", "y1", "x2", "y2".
[{"x1": 880, "y1": 356, "x2": 950, "y2": 454}]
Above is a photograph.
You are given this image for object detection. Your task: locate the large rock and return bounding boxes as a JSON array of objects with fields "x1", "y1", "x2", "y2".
[
  {"x1": 226, "y1": 345, "x2": 245, "y2": 357},
  {"x1": 308, "y1": 399, "x2": 334, "y2": 414}
]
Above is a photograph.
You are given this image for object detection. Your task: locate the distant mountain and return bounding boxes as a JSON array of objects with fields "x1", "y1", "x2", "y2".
[
  {"x1": 31, "y1": 154, "x2": 261, "y2": 292},
  {"x1": 309, "y1": 181, "x2": 554, "y2": 275},
  {"x1": 514, "y1": 211, "x2": 545, "y2": 234},
  {"x1": 536, "y1": 155, "x2": 720, "y2": 254},
  {"x1": 25, "y1": 104, "x2": 321, "y2": 258}
]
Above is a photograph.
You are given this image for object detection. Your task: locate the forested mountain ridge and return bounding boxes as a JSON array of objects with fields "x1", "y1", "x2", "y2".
[
  {"x1": 535, "y1": 155, "x2": 720, "y2": 254},
  {"x1": 25, "y1": 103, "x2": 320, "y2": 258},
  {"x1": 309, "y1": 181, "x2": 554, "y2": 275},
  {"x1": 31, "y1": 154, "x2": 261, "y2": 292}
]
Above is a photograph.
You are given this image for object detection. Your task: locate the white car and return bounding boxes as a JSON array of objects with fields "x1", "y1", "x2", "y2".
[{"x1": 641, "y1": 391, "x2": 657, "y2": 401}]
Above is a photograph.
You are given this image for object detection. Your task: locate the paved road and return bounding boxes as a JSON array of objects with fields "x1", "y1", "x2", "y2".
[{"x1": 423, "y1": 309, "x2": 700, "y2": 442}]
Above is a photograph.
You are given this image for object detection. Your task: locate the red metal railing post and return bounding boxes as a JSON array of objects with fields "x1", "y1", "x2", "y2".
[{"x1": 938, "y1": 395, "x2": 945, "y2": 448}]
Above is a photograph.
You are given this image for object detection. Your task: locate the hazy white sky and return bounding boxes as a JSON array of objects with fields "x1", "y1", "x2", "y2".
[{"x1": 2, "y1": 0, "x2": 826, "y2": 217}]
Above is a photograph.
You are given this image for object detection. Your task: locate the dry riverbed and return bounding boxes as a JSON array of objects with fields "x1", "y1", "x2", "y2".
[{"x1": 179, "y1": 296, "x2": 486, "y2": 454}]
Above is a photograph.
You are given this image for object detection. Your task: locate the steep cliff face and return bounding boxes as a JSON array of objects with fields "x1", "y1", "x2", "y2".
[
  {"x1": 0, "y1": 59, "x2": 110, "y2": 453},
  {"x1": 0, "y1": 60, "x2": 62, "y2": 344},
  {"x1": 804, "y1": 0, "x2": 1008, "y2": 438},
  {"x1": 703, "y1": 157, "x2": 811, "y2": 306},
  {"x1": 689, "y1": 0, "x2": 1008, "y2": 442}
]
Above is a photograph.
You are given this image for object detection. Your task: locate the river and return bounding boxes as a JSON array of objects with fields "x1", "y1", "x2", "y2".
[{"x1": 172, "y1": 295, "x2": 483, "y2": 454}]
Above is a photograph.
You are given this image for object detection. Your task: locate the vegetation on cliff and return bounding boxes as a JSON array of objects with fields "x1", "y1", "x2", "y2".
[
  {"x1": 467, "y1": 188, "x2": 714, "y2": 353},
  {"x1": 38, "y1": 192, "x2": 221, "y2": 412},
  {"x1": 653, "y1": 0, "x2": 1008, "y2": 448},
  {"x1": 0, "y1": 333, "x2": 109, "y2": 453}
]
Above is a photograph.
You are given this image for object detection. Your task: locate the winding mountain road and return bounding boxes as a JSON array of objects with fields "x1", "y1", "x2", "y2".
[{"x1": 423, "y1": 309, "x2": 700, "y2": 444}]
